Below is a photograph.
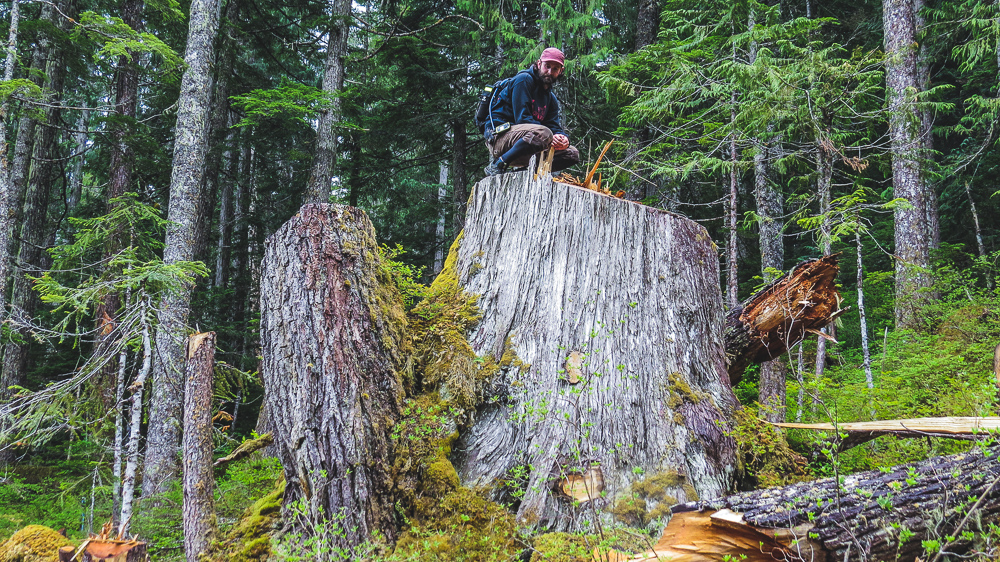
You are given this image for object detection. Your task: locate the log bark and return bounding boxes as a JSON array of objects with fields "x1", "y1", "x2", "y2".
[
  {"x1": 449, "y1": 166, "x2": 740, "y2": 531},
  {"x1": 642, "y1": 446, "x2": 1000, "y2": 562},
  {"x1": 183, "y1": 332, "x2": 217, "y2": 562},
  {"x1": 725, "y1": 254, "x2": 843, "y2": 385},
  {"x1": 260, "y1": 204, "x2": 406, "y2": 548}
]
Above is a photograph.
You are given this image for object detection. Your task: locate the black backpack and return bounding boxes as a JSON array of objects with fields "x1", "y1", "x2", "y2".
[{"x1": 474, "y1": 70, "x2": 531, "y2": 135}]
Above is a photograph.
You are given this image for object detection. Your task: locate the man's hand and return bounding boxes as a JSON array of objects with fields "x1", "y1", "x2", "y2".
[{"x1": 552, "y1": 134, "x2": 569, "y2": 151}]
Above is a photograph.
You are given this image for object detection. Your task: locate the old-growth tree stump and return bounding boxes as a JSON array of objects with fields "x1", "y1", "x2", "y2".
[
  {"x1": 260, "y1": 204, "x2": 408, "y2": 547},
  {"x1": 448, "y1": 168, "x2": 740, "y2": 531}
]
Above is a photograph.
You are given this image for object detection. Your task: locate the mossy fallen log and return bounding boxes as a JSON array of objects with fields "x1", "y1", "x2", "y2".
[{"x1": 614, "y1": 446, "x2": 1000, "y2": 562}]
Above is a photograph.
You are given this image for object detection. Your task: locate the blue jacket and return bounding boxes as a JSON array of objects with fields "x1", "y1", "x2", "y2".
[{"x1": 487, "y1": 66, "x2": 567, "y2": 138}]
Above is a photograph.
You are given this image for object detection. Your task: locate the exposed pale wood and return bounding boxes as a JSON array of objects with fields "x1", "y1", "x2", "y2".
[
  {"x1": 774, "y1": 416, "x2": 1000, "y2": 450},
  {"x1": 993, "y1": 342, "x2": 1000, "y2": 388},
  {"x1": 451, "y1": 165, "x2": 739, "y2": 531},
  {"x1": 560, "y1": 466, "x2": 604, "y2": 503},
  {"x1": 260, "y1": 204, "x2": 406, "y2": 547},
  {"x1": 81, "y1": 538, "x2": 148, "y2": 562},
  {"x1": 725, "y1": 255, "x2": 843, "y2": 384}
]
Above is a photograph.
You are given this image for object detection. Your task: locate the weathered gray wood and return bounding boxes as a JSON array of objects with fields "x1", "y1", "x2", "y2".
[
  {"x1": 677, "y1": 446, "x2": 1000, "y2": 562},
  {"x1": 183, "y1": 332, "x2": 217, "y2": 562},
  {"x1": 450, "y1": 167, "x2": 740, "y2": 531},
  {"x1": 260, "y1": 204, "x2": 406, "y2": 547}
]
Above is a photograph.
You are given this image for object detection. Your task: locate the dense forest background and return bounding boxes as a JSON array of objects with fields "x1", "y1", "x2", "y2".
[{"x1": 2, "y1": 0, "x2": 1000, "y2": 558}]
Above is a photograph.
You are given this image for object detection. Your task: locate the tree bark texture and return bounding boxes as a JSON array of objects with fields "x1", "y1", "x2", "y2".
[
  {"x1": 754, "y1": 133, "x2": 786, "y2": 422},
  {"x1": 305, "y1": 0, "x2": 351, "y2": 204},
  {"x1": 725, "y1": 255, "x2": 841, "y2": 385},
  {"x1": 663, "y1": 446, "x2": 1000, "y2": 562},
  {"x1": 260, "y1": 204, "x2": 406, "y2": 547},
  {"x1": 3, "y1": 4, "x2": 68, "y2": 387},
  {"x1": 449, "y1": 169, "x2": 740, "y2": 531},
  {"x1": 183, "y1": 332, "x2": 217, "y2": 562},
  {"x1": 883, "y1": 0, "x2": 934, "y2": 330},
  {"x1": 143, "y1": 0, "x2": 222, "y2": 498},
  {"x1": 92, "y1": 0, "x2": 145, "y2": 409}
]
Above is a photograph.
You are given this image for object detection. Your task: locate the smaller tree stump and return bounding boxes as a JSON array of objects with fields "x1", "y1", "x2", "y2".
[{"x1": 182, "y1": 332, "x2": 217, "y2": 562}]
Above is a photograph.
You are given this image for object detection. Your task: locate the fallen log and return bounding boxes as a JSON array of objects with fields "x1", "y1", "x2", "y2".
[
  {"x1": 611, "y1": 446, "x2": 1000, "y2": 562},
  {"x1": 774, "y1": 416, "x2": 1000, "y2": 451},
  {"x1": 725, "y1": 255, "x2": 843, "y2": 385}
]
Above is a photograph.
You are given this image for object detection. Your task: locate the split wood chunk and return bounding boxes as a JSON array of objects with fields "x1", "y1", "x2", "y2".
[
  {"x1": 725, "y1": 254, "x2": 844, "y2": 384},
  {"x1": 80, "y1": 538, "x2": 148, "y2": 561},
  {"x1": 560, "y1": 465, "x2": 604, "y2": 503},
  {"x1": 597, "y1": 510, "x2": 821, "y2": 562}
]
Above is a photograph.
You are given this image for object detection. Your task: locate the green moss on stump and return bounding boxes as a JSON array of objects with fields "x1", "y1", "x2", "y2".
[
  {"x1": 0, "y1": 525, "x2": 74, "y2": 562},
  {"x1": 211, "y1": 478, "x2": 285, "y2": 562},
  {"x1": 392, "y1": 487, "x2": 523, "y2": 562}
]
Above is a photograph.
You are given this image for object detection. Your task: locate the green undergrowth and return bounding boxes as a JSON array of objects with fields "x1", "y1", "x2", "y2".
[
  {"x1": 785, "y1": 261, "x2": 1000, "y2": 474},
  {"x1": 729, "y1": 407, "x2": 810, "y2": 489},
  {"x1": 530, "y1": 528, "x2": 652, "y2": 562},
  {"x1": 211, "y1": 477, "x2": 285, "y2": 562}
]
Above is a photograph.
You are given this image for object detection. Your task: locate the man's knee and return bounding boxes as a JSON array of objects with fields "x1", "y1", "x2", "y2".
[
  {"x1": 514, "y1": 125, "x2": 553, "y2": 149},
  {"x1": 552, "y1": 145, "x2": 580, "y2": 172}
]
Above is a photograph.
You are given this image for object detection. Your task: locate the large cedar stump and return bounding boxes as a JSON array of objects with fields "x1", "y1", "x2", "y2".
[
  {"x1": 449, "y1": 169, "x2": 740, "y2": 530},
  {"x1": 260, "y1": 204, "x2": 407, "y2": 547}
]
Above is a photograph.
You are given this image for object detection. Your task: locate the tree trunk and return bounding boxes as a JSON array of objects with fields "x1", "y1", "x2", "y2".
[
  {"x1": 650, "y1": 446, "x2": 1000, "y2": 562},
  {"x1": 305, "y1": 0, "x2": 351, "y2": 204},
  {"x1": 857, "y1": 231, "x2": 874, "y2": 388},
  {"x1": 183, "y1": 332, "x2": 217, "y2": 562},
  {"x1": 260, "y1": 203, "x2": 405, "y2": 548},
  {"x1": 884, "y1": 0, "x2": 933, "y2": 330},
  {"x1": 725, "y1": 255, "x2": 842, "y2": 385},
  {"x1": 813, "y1": 140, "x2": 835, "y2": 381},
  {"x1": 0, "y1": 0, "x2": 21, "y2": 327},
  {"x1": 119, "y1": 303, "x2": 152, "y2": 535},
  {"x1": 3, "y1": 3, "x2": 69, "y2": 386},
  {"x1": 143, "y1": 0, "x2": 222, "y2": 498},
  {"x1": 93, "y1": 0, "x2": 144, "y2": 409},
  {"x1": 451, "y1": 117, "x2": 468, "y2": 231},
  {"x1": 450, "y1": 169, "x2": 740, "y2": 532},
  {"x1": 623, "y1": 0, "x2": 661, "y2": 201}
]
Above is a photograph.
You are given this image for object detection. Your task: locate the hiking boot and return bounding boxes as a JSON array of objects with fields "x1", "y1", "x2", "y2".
[{"x1": 484, "y1": 159, "x2": 508, "y2": 176}]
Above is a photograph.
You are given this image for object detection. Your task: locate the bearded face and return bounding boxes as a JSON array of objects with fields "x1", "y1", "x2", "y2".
[{"x1": 537, "y1": 60, "x2": 564, "y2": 87}]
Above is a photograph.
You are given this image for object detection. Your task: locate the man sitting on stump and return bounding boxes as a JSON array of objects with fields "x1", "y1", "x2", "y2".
[{"x1": 483, "y1": 48, "x2": 581, "y2": 176}]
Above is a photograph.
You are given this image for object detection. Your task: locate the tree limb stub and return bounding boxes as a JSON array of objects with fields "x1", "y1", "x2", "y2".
[{"x1": 725, "y1": 254, "x2": 843, "y2": 385}]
